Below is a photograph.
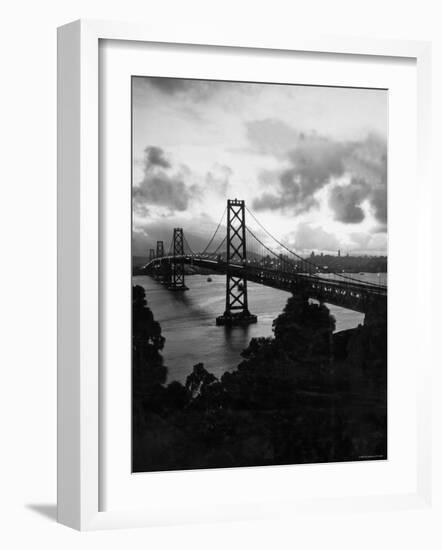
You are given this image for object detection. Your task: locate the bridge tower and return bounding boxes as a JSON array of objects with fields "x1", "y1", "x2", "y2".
[
  {"x1": 168, "y1": 228, "x2": 188, "y2": 291},
  {"x1": 149, "y1": 248, "x2": 155, "y2": 262},
  {"x1": 216, "y1": 199, "x2": 257, "y2": 326},
  {"x1": 153, "y1": 241, "x2": 165, "y2": 282},
  {"x1": 156, "y1": 241, "x2": 164, "y2": 258}
]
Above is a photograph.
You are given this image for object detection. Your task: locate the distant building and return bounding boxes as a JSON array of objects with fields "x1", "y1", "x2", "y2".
[{"x1": 338, "y1": 249, "x2": 341, "y2": 257}]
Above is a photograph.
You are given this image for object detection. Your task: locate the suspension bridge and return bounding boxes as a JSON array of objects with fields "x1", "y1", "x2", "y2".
[{"x1": 142, "y1": 199, "x2": 387, "y2": 326}]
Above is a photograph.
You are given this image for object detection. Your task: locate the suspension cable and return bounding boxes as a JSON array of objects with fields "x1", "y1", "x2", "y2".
[
  {"x1": 245, "y1": 206, "x2": 383, "y2": 287},
  {"x1": 212, "y1": 234, "x2": 227, "y2": 255},
  {"x1": 183, "y1": 235, "x2": 195, "y2": 256},
  {"x1": 246, "y1": 227, "x2": 293, "y2": 267},
  {"x1": 201, "y1": 206, "x2": 227, "y2": 254}
]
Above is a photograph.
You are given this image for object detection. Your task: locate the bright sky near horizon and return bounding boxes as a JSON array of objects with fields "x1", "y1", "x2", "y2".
[{"x1": 132, "y1": 77, "x2": 388, "y2": 257}]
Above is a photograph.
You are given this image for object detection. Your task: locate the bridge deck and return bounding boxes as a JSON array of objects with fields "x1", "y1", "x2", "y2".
[{"x1": 143, "y1": 255, "x2": 387, "y2": 314}]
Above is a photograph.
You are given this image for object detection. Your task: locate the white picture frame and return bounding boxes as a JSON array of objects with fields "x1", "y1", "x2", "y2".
[{"x1": 57, "y1": 19, "x2": 432, "y2": 531}]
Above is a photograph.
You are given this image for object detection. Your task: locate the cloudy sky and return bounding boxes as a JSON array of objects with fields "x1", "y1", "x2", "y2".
[{"x1": 132, "y1": 76, "x2": 388, "y2": 257}]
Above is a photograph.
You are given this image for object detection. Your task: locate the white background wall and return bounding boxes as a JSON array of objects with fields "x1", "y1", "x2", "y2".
[{"x1": 0, "y1": 0, "x2": 441, "y2": 547}]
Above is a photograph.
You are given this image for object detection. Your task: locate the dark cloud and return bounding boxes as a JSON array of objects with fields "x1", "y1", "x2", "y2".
[
  {"x1": 147, "y1": 77, "x2": 224, "y2": 101},
  {"x1": 148, "y1": 78, "x2": 192, "y2": 95},
  {"x1": 134, "y1": 174, "x2": 191, "y2": 212},
  {"x1": 144, "y1": 145, "x2": 171, "y2": 169},
  {"x1": 342, "y1": 134, "x2": 387, "y2": 225},
  {"x1": 371, "y1": 186, "x2": 387, "y2": 225},
  {"x1": 253, "y1": 135, "x2": 346, "y2": 214},
  {"x1": 328, "y1": 178, "x2": 369, "y2": 224},
  {"x1": 251, "y1": 127, "x2": 387, "y2": 226},
  {"x1": 133, "y1": 146, "x2": 198, "y2": 213}
]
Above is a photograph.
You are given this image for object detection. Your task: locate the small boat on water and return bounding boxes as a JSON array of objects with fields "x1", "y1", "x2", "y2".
[{"x1": 207, "y1": 277, "x2": 212, "y2": 282}]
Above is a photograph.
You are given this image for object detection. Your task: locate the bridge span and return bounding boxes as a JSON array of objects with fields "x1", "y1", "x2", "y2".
[{"x1": 141, "y1": 199, "x2": 387, "y2": 326}]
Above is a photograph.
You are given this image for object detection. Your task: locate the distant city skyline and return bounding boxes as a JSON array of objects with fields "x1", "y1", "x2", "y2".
[{"x1": 132, "y1": 77, "x2": 388, "y2": 256}]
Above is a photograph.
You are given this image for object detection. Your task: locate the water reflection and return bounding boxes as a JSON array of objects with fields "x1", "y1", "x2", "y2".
[
  {"x1": 133, "y1": 274, "x2": 365, "y2": 382},
  {"x1": 223, "y1": 324, "x2": 253, "y2": 348}
]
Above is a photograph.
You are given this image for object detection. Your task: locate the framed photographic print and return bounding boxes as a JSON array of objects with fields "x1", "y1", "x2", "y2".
[
  {"x1": 131, "y1": 75, "x2": 389, "y2": 473},
  {"x1": 57, "y1": 19, "x2": 432, "y2": 530}
]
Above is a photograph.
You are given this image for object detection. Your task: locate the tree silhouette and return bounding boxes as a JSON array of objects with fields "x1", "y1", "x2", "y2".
[{"x1": 132, "y1": 285, "x2": 387, "y2": 472}]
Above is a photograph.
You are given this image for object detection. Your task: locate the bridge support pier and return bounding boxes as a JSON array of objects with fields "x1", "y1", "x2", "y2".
[
  {"x1": 168, "y1": 228, "x2": 188, "y2": 291},
  {"x1": 216, "y1": 199, "x2": 256, "y2": 326}
]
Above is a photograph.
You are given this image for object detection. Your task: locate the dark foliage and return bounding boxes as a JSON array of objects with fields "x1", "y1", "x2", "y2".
[{"x1": 132, "y1": 286, "x2": 387, "y2": 472}]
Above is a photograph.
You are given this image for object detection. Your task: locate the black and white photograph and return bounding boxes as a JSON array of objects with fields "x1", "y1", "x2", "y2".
[
  {"x1": 131, "y1": 76, "x2": 388, "y2": 473},
  {"x1": 4, "y1": 1, "x2": 438, "y2": 542}
]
